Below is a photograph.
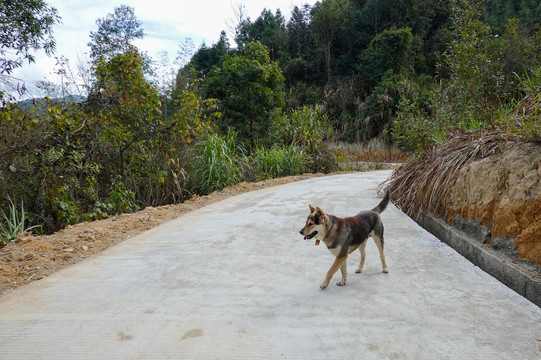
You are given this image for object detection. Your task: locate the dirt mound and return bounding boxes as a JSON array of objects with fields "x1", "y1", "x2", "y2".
[{"x1": 446, "y1": 142, "x2": 541, "y2": 264}]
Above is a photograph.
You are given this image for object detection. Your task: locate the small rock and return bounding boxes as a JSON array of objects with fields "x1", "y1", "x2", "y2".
[{"x1": 81, "y1": 245, "x2": 89, "y2": 251}]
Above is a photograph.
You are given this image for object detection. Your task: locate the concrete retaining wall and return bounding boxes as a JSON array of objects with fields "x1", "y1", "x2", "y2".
[{"x1": 416, "y1": 213, "x2": 541, "y2": 308}]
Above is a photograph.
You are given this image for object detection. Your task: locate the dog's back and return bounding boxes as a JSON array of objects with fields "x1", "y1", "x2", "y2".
[{"x1": 346, "y1": 190, "x2": 389, "y2": 244}]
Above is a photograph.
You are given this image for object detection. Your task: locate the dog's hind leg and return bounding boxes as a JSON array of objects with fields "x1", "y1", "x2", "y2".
[
  {"x1": 320, "y1": 255, "x2": 348, "y2": 289},
  {"x1": 337, "y1": 261, "x2": 347, "y2": 286},
  {"x1": 355, "y1": 240, "x2": 368, "y2": 273},
  {"x1": 372, "y1": 234, "x2": 388, "y2": 273}
]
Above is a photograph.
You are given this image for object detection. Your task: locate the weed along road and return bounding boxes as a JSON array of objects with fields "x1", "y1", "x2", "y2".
[{"x1": 0, "y1": 170, "x2": 540, "y2": 359}]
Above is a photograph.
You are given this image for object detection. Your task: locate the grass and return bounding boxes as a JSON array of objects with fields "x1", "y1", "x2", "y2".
[
  {"x1": 502, "y1": 88, "x2": 541, "y2": 140},
  {"x1": 255, "y1": 144, "x2": 308, "y2": 180},
  {"x1": 190, "y1": 132, "x2": 243, "y2": 195},
  {"x1": 330, "y1": 139, "x2": 410, "y2": 164}
]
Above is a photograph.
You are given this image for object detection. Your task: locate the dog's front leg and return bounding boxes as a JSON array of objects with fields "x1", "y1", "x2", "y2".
[{"x1": 320, "y1": 255, "x2": 348, "y2": 289}]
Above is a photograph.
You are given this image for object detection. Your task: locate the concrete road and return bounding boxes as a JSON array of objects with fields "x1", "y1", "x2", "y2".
[{"x1": 0, "y1": 171, "x2": 540, "y2": 359}]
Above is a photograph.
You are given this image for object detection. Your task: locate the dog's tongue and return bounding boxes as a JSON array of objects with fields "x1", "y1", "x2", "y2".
[
  {"x1": 315, "y1": 239, "x2": 320, "y2": 245},
  {"x1": 303, "y1": 235, "x2": 307, "y2": 240}
]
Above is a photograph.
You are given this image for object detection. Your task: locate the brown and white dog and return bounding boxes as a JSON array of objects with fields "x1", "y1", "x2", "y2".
[{"x1": 299, "y1": 191, "x2": 390, "y2": 289}]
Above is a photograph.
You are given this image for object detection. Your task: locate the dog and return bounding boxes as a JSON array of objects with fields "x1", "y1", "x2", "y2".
[{"x1": 299, "y1": 190, "x2": 390, "y2": 289}]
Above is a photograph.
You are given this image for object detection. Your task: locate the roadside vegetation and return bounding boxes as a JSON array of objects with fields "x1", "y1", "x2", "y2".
[{"x1": 1, "y1": 0, "x2": 540, "y2": 243}]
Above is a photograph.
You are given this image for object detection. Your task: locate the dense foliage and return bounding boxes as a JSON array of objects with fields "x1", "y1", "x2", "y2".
[
  {"x1": 202, "y1": 41, "x2": 285, "y2": 147},
  {"x1": 1, "y1": 0, "x2": 540, "y2": 241}
]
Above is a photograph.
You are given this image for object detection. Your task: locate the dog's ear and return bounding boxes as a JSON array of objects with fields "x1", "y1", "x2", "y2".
[
  {"x1": 309, "y1": 204, "x2": 315, "y2": 213},
  {"x1": 315, "y1": 206, "x2": 329, "y2": 224}
]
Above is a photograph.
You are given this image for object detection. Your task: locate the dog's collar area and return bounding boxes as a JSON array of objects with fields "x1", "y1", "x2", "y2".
[
  {"x1": 314, "y1": 223, "x2": 333, "y2": 246},
  {"x1": 325, "y1": 223, "x2": 333, "y2": 237}
]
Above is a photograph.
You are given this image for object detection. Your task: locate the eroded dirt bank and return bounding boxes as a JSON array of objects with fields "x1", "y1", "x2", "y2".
[{"x1": 445, "y1": 141, "x2": 541, "y2": 265}]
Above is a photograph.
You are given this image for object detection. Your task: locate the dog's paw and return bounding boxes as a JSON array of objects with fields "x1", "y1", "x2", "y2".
[
  {"x1": 336, "y1": 280, "x2": 346, "y2": 286},
  {"x1": 355, "y1": 268, "x2": 362, "y2": 273},
  {"x1": 383, "y1": 268, "x2": 389, "y2": 273},
  {"x1": 320, "y1": 282, "x2": 329, "y2": 290}
]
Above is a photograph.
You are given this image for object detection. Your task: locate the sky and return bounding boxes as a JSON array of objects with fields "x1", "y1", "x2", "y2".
[{"x1": 8, "y1": 0, "x2": 318, "y2": 99}]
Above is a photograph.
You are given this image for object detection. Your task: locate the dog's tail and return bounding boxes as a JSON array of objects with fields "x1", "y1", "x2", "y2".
[{"x1": 371, "y1": 189, "x2": 390, "y2": 214}]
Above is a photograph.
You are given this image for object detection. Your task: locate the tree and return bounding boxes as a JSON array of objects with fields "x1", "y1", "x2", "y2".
[
  {"x1": 86, "y1": 45, "x2": 162, "y2": 178},
  {"x1": 358, "y1": 27, "x2": 414, "y2": 87},
  {"x1": 310, "y1": 0, "x2": 352, "y2": 83},
  {"x1": 439, "y1": 0, "x2": 504, "y2": 123},
  {"x1": 360, "y1": 0, "x2": 388, "y2": 36},
  {"x1": 284, "y1": 5, "x2": 319, "y2": 84},
  {"x1": 235, "y1": 9, "x2": 288, "y2": 62},
  {"x1": 0, "y1": 0, "x2": 60, "y2": 96},
  {"x1": 189, "y1": 31, "x2": 230, "y2": 79},
  {"x1": 287, "y1": 5, "x2": 312, "y2": 58},
  {"x1": 87, "y1": 5, "x2": 144, "y2": 61},
  {"x1": 203, "y1": 41, "x2": 285, "y2": 147}
]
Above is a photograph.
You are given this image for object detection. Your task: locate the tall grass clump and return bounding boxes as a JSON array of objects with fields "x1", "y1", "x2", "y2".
[
  {"x1": 0, "y1": 198, "x2": 40, "y2": 245},
  {"x1": 273, "y1": 105, "x2": 337, "y2": 173},
  {"x1": 274, "y1": 105, "x2": 332, "y2": 152},
  {"x1": 255, "y1": 144, "x2": 309, "y2": 180},
  {"x1": 189, "y1": 131, "x2": 243, "y2": 195}
]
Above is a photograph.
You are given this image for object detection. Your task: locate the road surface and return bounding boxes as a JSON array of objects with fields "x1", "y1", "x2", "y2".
[{"x1": 0, "y1": 171, "x2": 540, "y2": 359}]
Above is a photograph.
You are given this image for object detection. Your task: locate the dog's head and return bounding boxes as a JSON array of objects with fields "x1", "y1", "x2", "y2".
[{"x1": 300, "y1": 205, "x2": 328, "y2": 241}]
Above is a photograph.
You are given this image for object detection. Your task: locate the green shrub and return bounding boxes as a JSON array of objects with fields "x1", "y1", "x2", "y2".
[
  {"x1": 108, "y1": 178, "x2": 138, "y2": 214},
  {"x1": 393, "y1": 96, "x2": 447, "y2": 155}
]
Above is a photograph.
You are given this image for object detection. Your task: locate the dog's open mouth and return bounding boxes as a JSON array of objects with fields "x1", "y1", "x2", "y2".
[{"x1": 304, "y1": 231, "x2": 318, "y2": 240}]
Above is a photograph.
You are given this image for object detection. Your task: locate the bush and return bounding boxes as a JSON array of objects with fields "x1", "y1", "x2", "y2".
[
  {"x1": 0, "y1": 100, "x2": 104, "y2": 232},
  {"x1": 108, "y1": 178, "x2": 138, "y2": 214},
  {"x1": 393, "y1": 96, "x2": 447, "y2": 155}
]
